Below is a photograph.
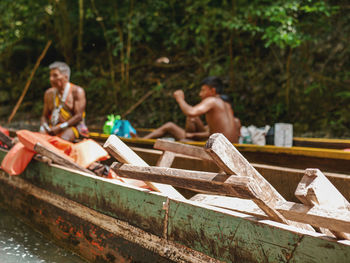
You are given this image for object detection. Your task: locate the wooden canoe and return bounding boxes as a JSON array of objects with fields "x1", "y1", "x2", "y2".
[
  {"x1": 293, "y1": 137, "x2": 350, "y2": 149},
  {"x1": 89, "y1": 126, "x2": 350, "y2": 150},
  {"x1": 90, "y1": 132, "x2": 350, "y2": 174},
  {"x1": 1, "y1": 144, "x2": 350, "y2": 262}
]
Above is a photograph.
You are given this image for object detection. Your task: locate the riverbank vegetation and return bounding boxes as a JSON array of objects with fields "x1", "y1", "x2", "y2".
[{"x1": 0, "y1": 0, "x2": 349, "y2": 137}]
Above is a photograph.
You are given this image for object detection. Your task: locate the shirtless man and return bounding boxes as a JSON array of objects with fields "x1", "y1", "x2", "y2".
[
  {"x1": 40, "y1": 61, "x2": 88, "y2": 142},
  {"x1": 143, "y1": 76, "x2": 240, "y2": 143}
]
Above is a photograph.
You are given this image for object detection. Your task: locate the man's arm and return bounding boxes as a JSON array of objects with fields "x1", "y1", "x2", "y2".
[
  {"x1": 68, "y1": 86, "x2": 86, "y2": 126},
  {"x1": 186, "y1": 130, "x2": 210, "y2": 140},
  {"x1": 40, "y1": 90, "x2": 52, "y2": 133},
  {"x1": 173, "y1": 90, "x2": 214, "y2": 117}
]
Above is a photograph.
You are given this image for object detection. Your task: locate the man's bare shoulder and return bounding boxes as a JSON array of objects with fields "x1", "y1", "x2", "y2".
[
  {"x1": 202, "y1": 96, "x2": 217, "y2": 103},
  {"x1": 71, "y1": 83, "x2": 86, "y2": 103},
  {"x1": 44, "y1": 87, "x2": 55, "y2": 95},
  {"x1": 44, "y1": 88, "x2": 56, "y2": 100},
  {"x1": 71, "y1": 84, "x2": 85, "y2": 94},
  {"x1": 202, "y1": 96, "x2": 224, "y2": 106}
]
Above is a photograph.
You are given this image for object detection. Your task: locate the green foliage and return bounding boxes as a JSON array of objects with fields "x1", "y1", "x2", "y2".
[
  {"x1": 0, "y1": 0, "x2": 49, "y2": 54},
  {"x1": 0, "y1": 0, "x2": 350, "y2": 137}
]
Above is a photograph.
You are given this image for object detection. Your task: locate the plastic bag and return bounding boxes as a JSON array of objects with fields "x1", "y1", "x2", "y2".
[
  {"x1": 248, "y1": 125, "x2": 270, "y2": 146},
  {"x1": 70, "y1": 139, "x2": 109, "y2": 168},
  {"x1": 239, "y1": 125, "x2": 270, "y2": 145},
  {"x1": 103, "y1": 114, "x2": 120, "y2": 134},
  {"x1": 239, "y1": 126, "x2": 252, "y2": 144},
  {"x1": 111, "y1": 120, "x2": 136, "y2": 138}
]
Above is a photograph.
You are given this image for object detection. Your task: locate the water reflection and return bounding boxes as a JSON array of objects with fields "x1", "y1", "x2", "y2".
[{"x1": 0, "y1": 207, "x2": 86, "y2": 263}]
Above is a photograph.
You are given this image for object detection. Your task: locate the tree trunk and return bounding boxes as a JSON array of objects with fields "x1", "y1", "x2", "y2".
[
  {"x1": 125, "y1": 0, "x2": 134, "y2": 86},
  {"x1": 91, "y1": 0, "x2": 115, "y2": 85},
  {"x1": 51, "y1": 0, "x2": 74, "y2": 65},
  {"x1": 77, "y1": 0, "x2": 84, "y2": 70},
  {"x1": 229, "y1": 0, "x2": 236, "y2": 90},
  {"x1": 285, "y1": 47, "x2": 293, "y2": 111}
]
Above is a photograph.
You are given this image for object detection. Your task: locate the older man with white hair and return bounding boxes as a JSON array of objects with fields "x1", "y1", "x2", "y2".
[{"x1": 40, "y1": 61, "x2": 88, "y2": 141}]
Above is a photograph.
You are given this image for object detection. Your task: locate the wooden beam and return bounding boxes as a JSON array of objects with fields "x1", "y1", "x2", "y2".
[
  {"x1": 277, "y1": 201, "x2": 350, "y2": 234},
  {"x1": 0, "y1": 130, "x2": 13, "y2": 148},
  {"x1": 295, "y1": 168, "x2": 350, "y2": 239},
  {"x1": 104, "y1": 135, "x2": 185, "y2": 200},
  {"x1": 156, "y1": 151, "x2": 175, "y2": 167},
  {"x1": 190, "y1": 194, "x2": 268, "y2": 219},
  {"x1": 154, "y1": 139, "x2": 212, "y2": 161},
  {"x1": 111, "y1": 163, "x2": 258, "y2": 199},
  {"x1": 34, "y1": 143, "x2": 95, "y2": 175},
  {"x1": 295, "y1": 169, "x2": 350, "y2": 209},
  {"x1": 132, "y1": 146, "x2": 350, "y2": 202},
  {"x1": 151, "y1": 142, "x2": 270, "y2": 219},
  {"x1": 204, "y1": 133, "x2": 314, "y2": 231}
]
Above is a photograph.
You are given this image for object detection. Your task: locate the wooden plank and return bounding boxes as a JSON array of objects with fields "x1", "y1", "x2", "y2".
[
  {"x1": 150, "y1": 143, "x2": 268, "y2": 219},
  {"x1": 295, "y1": 168, "x2": 350, "y2": 209},
  {"x1": 277, "y1": 201, "x2": 350, "y2": 234},
  {"x1": 133, "y1": 146, "x2": 350, "y2": 202},
  {"x1": 156, "y1": 150, "x2": 175, "y2": 167},
  {"x1": 205, "y1": 133, "x2": 314, "y2": 231},
  {"x1": 190, "y1": 194, "x2": 268, "y2": 219},
  {"x1": 34, "y1": 142, "x2": 95, "y2": 175},
  {"x1": 104, "y1": 135, "x2": 185, "y2": 200},
  {"x1": 91, "y1": 132, "x2": 350, "y2": 173},
  {"x1": 111, "y1": 163, "x2": 257, "y2": 199},
  {"x1": 295, "y1": 168, "x2": 350, "y2": 239},
  {"x1": 154, "y1": 139, "x2": 212, "y2": 161},
  {"x1": 152, "y1": 140, "x2": 271, "y2": 218},
  {"x1": 0, "y1": 130, "x2": 13, "y2": 148}
]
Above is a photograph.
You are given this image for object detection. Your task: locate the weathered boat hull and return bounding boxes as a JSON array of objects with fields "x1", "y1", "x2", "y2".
[{"x1": 1, "y1": 149, "x2": 350, "y2": 262}]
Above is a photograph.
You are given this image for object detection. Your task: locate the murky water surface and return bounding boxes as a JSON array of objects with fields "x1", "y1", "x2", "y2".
[{"x1": 0, "y1": 207, "x2": 86, "y2": 263}]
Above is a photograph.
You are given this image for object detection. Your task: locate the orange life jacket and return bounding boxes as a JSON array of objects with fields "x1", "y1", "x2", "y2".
[
  {"x1": 1, "y1": 142, "x2": 35, "y2": 176},
  {"x1": 16, "y1": 130, "x2": 74, "y2": 162}
]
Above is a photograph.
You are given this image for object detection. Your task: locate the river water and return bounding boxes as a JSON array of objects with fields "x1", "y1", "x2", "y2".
[{"x1": 0, "y1": 207, "x2": 86, "y2": 263}]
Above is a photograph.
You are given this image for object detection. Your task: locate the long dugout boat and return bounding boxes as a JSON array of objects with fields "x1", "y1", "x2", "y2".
[
  {"x1": 88, "y1": 126, "x2": 350, "y2": 150},
  {"x1": 1, "y1": 144, "x2": 350, "y2": 262},
  {"x1": 90, "y1": 132, "x2": 350, "y2": 175}
]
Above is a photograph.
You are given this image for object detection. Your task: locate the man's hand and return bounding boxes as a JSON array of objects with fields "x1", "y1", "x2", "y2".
[
  {"x1": 50, "y1": 125, "x2": 61, "y2": 135},
  {"x1": 173, "y1": 90, "x2": 185, "y2": 101},
  {"x1": 185, "y1": 132, "x2": 194, "y2": 139}
]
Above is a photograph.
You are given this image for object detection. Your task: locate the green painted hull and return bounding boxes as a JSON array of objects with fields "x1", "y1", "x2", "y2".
[{"x1": 0, "y1": 149, "x2": 349, "y2": 262}]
